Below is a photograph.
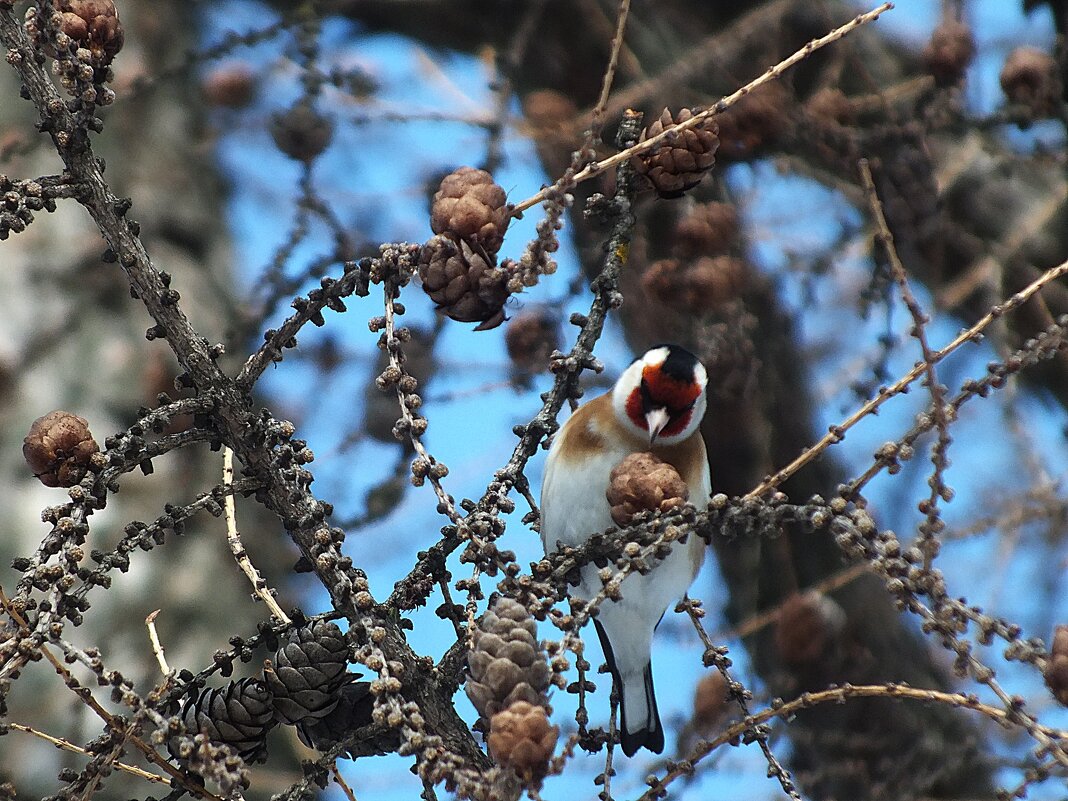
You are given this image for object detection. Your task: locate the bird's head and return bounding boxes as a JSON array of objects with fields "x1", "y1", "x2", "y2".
[{"x1": 611, "y1": 344, "x2": 707, "y2": 446}]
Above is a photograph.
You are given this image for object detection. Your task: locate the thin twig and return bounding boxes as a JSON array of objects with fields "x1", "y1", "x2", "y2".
[
  {"x1": 682, "y1": 601, "x2": 802, "y2": 800},
  {"x1": 510, "y1": 2, "x2": 894, "y2": 215},
  {"x1": 0, "y1": 587, "x2": 225, "y2": 801},
  {"x1": 587, "y1": 0, "x2": 633, "y2": 140},
  {"x1": 222, "y1": 447, "x2": 291, "y2": 624},
  {"x1": 858, "y1": 158, "x2": 951, "y2": 571},
  {"x1": 746, "y1": 256, "x2": 1068, "y2": 499},
  {"x1": 331, "y1": 764, "x2": 358, "y2": 801},
  {"x1": 634, "y1": 683, "x2": 1068, "y2": 801},
  {"x1": 8, "y1": 722, "x2": 169, "y2": 785},
  {"x1": 144, "y1": 609, "x2": 171, "y2": 677}
]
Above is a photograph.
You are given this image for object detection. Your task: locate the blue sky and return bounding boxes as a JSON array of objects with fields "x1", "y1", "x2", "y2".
[{"x1": 201, "y1": 1, "x2": 1068, "y2": 797}]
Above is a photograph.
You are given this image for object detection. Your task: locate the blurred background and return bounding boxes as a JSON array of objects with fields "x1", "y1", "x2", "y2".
[{"x1": 1, "y1": 0, "x2": 1067, "y2": 798}]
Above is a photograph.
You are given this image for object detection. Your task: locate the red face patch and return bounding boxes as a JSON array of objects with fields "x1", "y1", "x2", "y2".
[
  {"x1": 625, "y1": 386, "x2": 647, "y2": 430},
  {"x1": 624, "y1": 365, "x2": 701, "y2": 436},
  {"x1": 642, "y1": 365, "x2": 701, "y2": 409}
]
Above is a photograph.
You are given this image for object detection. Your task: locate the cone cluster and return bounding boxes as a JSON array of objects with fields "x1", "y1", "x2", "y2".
[
  {"x1": 640, "y1": 201, "x2": 749, "y2": 315},
  {"x1": 172, "y1": 620, "x2": 372, "y2": 765},
  {"x1": 265, "y1": 619, "x2": 351, "y2": 725},
  {"x1": 715, "y1": 83, "x2": 790, "y2": 161},
  {"x1": 419, "y1": 167, "x2": 513, "y2": 329},
  {"x1": 606, "y1": 452, "x2": 689, "y2": 527}
]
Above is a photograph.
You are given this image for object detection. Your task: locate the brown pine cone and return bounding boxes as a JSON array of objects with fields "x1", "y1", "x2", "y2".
[
  {"x1": 487, "y1": 700, "x2": 558, "y2": 784},
  {"x1": 23, "y1": 410, "x2": 99, "y2": 488},
  {"x1": 922, "y1": 17, "x2": 975, "y2": 87},
  {"x1": 296, "y1": 681, "x2": 378, "y2": 756},
  {"x1": 673, "y1": 202, "x2": 740, "y2": 259},
  {"x1": 774, "y1": 591, "x2": 846, "y2": 667},
  {"x1": 202, "y1": 64, "x2": 257, "y2": 109},
  {"x1": 642, "y1": 256, "x2": 748, "y2": 314},
  {"x1": 430, "y1": 167, "x2": 511, "y2": 255},
  {"x1": 683, "y1": 255, "x2": 750, "y2": 311},
  {"x1": 632, "y1": 108, "x2": 719, "y2": 199},
  {"x1": 264, "y1": 620, "x2": 351, "y2": 726},
  {"x1": 606, "y1": 452, "x2": 689, "y2": 527},
  {"x1": 172, "y1": 678, "x2": 276, "y2": 763},
  {"x1": 466, "y1": 597, "x2": 551, "y2": 732},
  {"x1": 418, "y1": 234, "x2": 509, "y2": 329},
  {"x1": 693, "y1": 671, "x2": 729, "y2": 734},
  {"x1": 1044, "y1": 625, "x2": 1068, "y2": 706},
  {"x1": 523, "y1": 90, "x2": 577, "y2": 133},
  {"x1": 56, "y1": 0, "x2": 124, "y2": 66},
  {"x1": 716, "y1": 83, "x2": 791, "y2": 161},
  {"x1": 270, "y1": 101, "x2": 334, "y2": 163},
  {"x1": 804, "y1": 87, "x2": 856, "y2": 128},
  {"x1": 523, "y1": 90, "x2": 579, "y2": 176},
  {"x1": 1000, "y1": 47, "x2": 1060, "y2": 119},
  {"x1": 504, "y1": 308, "x2": 560, "y2": 376},
  {"x1": 641, "y1": 258, "x2": 685, "y2": 306}
]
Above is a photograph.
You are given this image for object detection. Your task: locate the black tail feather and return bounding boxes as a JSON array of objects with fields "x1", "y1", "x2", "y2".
[{"x1": 593, "y1": 619, "x2": 664, "y2": 757}]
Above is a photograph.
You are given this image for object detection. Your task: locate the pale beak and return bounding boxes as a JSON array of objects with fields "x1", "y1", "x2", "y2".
[{"x1": 645, "y1": 407, "x2": 670, "y2": 443}]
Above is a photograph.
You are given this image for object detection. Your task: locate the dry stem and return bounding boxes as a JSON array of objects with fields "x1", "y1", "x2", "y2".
[
  {"x1": 222, "y1": 447, "x2": 291, "y2": 624},
  {"x1": 510, "y1": 2, "x2": 894, "y2": 215},
  {"x1": 745, "y1": 256, "x2": 1068, "y2": 498},
  {"x1": 144, "y1": 609, "x2": 171, "y2": 677}
]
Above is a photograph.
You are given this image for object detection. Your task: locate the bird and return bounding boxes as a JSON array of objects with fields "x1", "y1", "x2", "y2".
[{"x1": 540, "y1": 343, "x2": 711, "y2": 756}]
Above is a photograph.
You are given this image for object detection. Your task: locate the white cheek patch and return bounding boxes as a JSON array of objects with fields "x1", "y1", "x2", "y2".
[{"x1": 641, "y1": 346, "x2": 671, "y2": 369}]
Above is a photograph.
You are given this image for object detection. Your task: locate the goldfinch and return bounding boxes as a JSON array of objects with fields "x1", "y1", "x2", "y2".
[{"x1": 540, "y1": 344, "x2": 711, "y2": 756}]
